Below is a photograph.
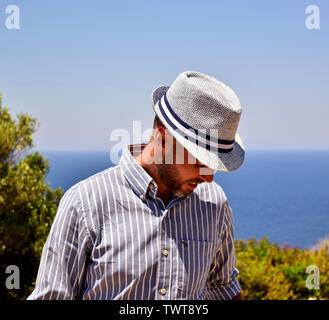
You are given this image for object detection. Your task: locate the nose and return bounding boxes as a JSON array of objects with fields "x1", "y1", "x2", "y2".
[
  {"x1": 198, "y1": 167, "x2": 215, "y2": 183},
  {"x1": 200, "y1": 174, "x2": 214, "y2": 183}
]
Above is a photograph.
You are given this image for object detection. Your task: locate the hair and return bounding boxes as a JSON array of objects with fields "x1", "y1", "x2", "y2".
[{"x1": 153, "y1": 115, "x2": 164, "y2": 129}]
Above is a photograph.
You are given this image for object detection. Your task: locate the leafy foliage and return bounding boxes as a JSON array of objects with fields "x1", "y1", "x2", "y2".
[
  {"x1": 235, "y1": 238, "x2": 329, "y2": 300},
  {"x1": 0, "y1": 94, "x2": 63, "y2": 300}
]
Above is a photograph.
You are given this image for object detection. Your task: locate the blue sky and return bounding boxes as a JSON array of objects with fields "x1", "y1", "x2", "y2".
[{"x1": 0, "y1": 0, "x2": 328, "y2": 150}]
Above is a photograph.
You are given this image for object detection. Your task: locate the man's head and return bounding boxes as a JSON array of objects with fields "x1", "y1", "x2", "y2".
[
  {"x1": 151, "y1": 115, "x2": 214, "y2": 197},
  {"x1": 138, "y1": 71, "x2": 244, "y2": 198},
  {"x1": 151, "y1": 71, "x2": 245, "y2": 173}
]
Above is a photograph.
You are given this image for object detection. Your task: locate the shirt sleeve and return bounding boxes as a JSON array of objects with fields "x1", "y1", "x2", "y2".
[
  {"x1": 27, "y1": 186, "x2": 92, "y2": 300},
  {"x1": 205, "y1": 201, "x2": 241, "y2": 300}
]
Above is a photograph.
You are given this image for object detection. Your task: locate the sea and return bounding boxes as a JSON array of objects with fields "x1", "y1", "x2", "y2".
[{"x1": 42, "y1": 150, "x2": 329, "y2": 250}]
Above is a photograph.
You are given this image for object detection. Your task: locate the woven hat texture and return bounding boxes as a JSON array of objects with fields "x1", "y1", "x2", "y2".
[{"x1": 152, "y1": 71, "x2": 245, "y2": 172}]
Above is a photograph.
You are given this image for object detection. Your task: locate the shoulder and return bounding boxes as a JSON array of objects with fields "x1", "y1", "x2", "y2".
[
  {"x1": 70, "y1": 165, "x2": 122, "y2": 197},
  {"x1": 59, "y1": 165, "x2": 124, "y2": 237},
  {"x1": 61, "y1": 164, "x2": 123, "y2": 217}
]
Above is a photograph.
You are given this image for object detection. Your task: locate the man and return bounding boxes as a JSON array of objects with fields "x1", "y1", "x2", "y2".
[{"x1": 28, "y1": 71, "x2": 245, "y2": 300}]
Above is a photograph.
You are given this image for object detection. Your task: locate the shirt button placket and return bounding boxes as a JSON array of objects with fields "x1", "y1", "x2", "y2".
[{"x1": 156, "y1": 216, "x2": 171, "y2": 299}]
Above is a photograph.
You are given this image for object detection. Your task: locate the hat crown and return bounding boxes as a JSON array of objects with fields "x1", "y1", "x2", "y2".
[
  {"x1": 165, "y1": 71, "x2": 242, "y2": 141},
  {"x1": 151, "y1": 70, "x2": 245, "y2": 172}
]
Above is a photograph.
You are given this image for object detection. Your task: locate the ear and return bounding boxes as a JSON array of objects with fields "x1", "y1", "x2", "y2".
[
  {"x1": 152, "y1": 127, "x2": 166, "y2": 164},
  {"x1": 156, "y1": 126, "x2": 167, "y2": 149}
]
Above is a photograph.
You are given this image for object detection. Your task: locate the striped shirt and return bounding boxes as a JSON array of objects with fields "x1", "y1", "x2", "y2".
[{"x1": 28, "y1": 145, "x2": 241, "y2": 300}]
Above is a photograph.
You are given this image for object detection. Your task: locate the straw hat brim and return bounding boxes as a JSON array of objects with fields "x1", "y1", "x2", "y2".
[{"x1": 152, "y1": 85, "x2": 245, "y2": 172}]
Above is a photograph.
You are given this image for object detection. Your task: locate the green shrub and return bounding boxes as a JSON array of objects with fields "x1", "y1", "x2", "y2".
[
  {"x1": 0, "y1": 94, "x2": 63, "y2": 300},
  {"x1": 235, "y1": 238, "x2": 329, "y2": 300}
]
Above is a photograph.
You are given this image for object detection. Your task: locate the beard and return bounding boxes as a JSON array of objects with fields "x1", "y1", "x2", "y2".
[{"x1": 157, "y1": 163, "x2": 194, "y2": 198}]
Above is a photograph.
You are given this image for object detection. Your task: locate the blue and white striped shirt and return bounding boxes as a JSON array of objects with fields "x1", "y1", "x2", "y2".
[{"x1": 28, "y1": 145, "x2": 241, "y2": 300}]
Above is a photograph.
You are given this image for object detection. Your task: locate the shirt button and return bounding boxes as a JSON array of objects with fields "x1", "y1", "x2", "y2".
[
  {"x1": 139, "y1": 194, "x2": 145, "y2": 200},
  {"x1": 160, "y1": 288, "x2": 167, "y2": 295},
  {"x1": 162, "y1": 249, "x2": 168, "y2": 256}
]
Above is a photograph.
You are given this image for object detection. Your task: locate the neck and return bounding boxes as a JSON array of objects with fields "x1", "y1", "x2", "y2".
[{"x1": 135, "y1": 143, "x2": 172, "y2": 205}]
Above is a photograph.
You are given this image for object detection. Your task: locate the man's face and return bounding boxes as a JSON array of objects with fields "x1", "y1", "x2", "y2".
[{"x1": 156, "y1": 132, "x2": 215, "y2": 197}]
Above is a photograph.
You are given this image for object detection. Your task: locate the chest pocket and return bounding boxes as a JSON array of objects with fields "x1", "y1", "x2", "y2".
[{"x1": 174, "y1": 239, "x2": 216, "y2": 299}]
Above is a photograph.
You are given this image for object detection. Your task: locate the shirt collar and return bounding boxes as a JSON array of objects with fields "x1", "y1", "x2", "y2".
[{"x1": 119, "y1": 144, "x2": 158, "y2": 199}]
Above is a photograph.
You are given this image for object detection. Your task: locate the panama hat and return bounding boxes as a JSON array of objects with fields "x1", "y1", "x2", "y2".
[{"x1": 152, "y1": 71, "x2": 245, "y2": 172}]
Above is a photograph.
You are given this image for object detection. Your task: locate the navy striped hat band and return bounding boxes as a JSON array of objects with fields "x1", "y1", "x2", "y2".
[{"x1": 157, "y1": 93, "x2": 235, "y2": 154}]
